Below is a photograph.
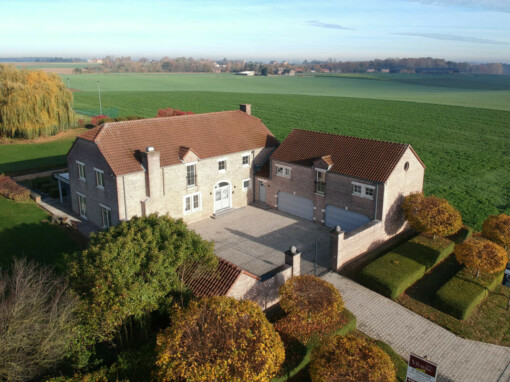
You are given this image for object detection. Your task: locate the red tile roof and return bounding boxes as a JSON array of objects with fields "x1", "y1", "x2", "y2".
[
  {"x1": 271, "y1": 129, "x2": 424, "y2": 183},
  {"x1": 77, "y1": 110, "x2": 278, "y2": 176},
  {"x1": 183, "y1": 257, "x2": 258, "y2": 298}
]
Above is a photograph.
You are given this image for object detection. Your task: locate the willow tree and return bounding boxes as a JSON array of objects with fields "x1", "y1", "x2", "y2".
[{"x1": 0, "y1": 64, "x2": 74, "y2": 138}]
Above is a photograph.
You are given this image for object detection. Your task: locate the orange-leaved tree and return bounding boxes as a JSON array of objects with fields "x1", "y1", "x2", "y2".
[
  {"x1": 155, "y1": 107, "x2": 195, "y2": 118},
  {"x1": 0, "y1": 64, "x2": 74, "y2": 138},
  {"x1": 155, "y1": 296, "x2": 285, "y2": 382},
  {"x1": 402, "y1": 192, "x2": 462, "y2": 239},
  {"x1": 275, "y1": 275, "x2": 345, "y2": 344},
  {"x1": 454, "y1": 237, "x2": 507, "y2": 277},
  {"x1": 309, "y1": 334, "x2": 396, "y2": 382},
  {"x1": 482, "y1": 214, "x2": 510, "y2": 250}
]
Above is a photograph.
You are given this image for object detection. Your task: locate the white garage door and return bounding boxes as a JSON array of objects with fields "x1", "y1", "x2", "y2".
[
  {"x1": 324, "y1": 205, "x2": 370, "y2": 232},
  {"x1": 277, "y1": 192, "x2": 314, "y2": 221}
]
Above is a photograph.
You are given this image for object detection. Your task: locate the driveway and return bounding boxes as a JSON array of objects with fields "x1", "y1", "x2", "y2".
[{"x1": 189, "y1": 205, "x2": 332, "y2": 277}]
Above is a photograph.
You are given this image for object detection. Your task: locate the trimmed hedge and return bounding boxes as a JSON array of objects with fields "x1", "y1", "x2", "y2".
[
  {"x1": 359, "y1": 253, "x2": 426, "y2": 299},
  {"x1": 448, "y1": 225, "x2": 473, "y2": 244},
  {"x1": 395, "y1": 235, "x2": 455, "y2": 269},
  {"x1": 434, "y1": 268, "x2": 504, "y2": 320}
]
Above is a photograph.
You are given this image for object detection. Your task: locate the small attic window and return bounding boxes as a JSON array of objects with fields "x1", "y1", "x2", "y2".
[{"x1": 404, "y1": 161, "x2": 410, "y2": 171}]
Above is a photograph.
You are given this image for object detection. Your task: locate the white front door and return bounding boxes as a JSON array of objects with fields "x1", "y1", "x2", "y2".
[{"x1": 214, "y1": 182, "x2": 231, "y2": 211}]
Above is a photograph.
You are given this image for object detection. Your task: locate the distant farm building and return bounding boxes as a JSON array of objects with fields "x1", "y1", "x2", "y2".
[
  {"x1": 366, "y1": 68, "x2": 376, "y2": 73},
  {"x1": 380, "y1": 68, "x2": 390, "y2": 73},
  {"x1": 237, "y1": 71, "x2": 255, "y2": 76}
]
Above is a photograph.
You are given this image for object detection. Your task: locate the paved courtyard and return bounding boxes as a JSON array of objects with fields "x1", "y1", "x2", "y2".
[
  {"x1": 189, "y1": 205, "x2": 332, "y2": 276},
  {"x1": 322, "y1": 272, "x2": 510, "y2": 382}
]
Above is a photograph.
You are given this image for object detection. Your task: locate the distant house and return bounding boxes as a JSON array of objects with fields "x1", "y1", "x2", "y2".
[
  {"x1": 283, "y1": 70, "x2": 295, "y2": 76},
  {"x1": 237, "y1": 71, "x2": 255, "y2": 76},
  {"x1": 254, "y1": 129, "x2": 425, "y2": 268},
  {"x1": 366, "y1": 68, "x2": 376, "y2": 73},
  {"x1": 65, "y1": 105, "x2": 278, "y2": 228}
]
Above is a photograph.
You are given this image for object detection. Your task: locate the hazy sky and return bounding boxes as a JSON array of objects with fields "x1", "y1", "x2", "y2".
[{"x1": 1, "y1": 0, "x2": 509, "y2": 62}]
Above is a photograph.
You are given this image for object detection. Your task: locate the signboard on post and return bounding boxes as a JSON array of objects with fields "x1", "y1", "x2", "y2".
[{"x1": 406, "y1": 354, "x2": 438, "y2": 382}]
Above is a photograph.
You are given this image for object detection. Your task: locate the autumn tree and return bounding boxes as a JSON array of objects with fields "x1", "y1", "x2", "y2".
[
  {"x1": 155, "y1": 107, "x2": 195, "y2": 118},
  {"x1": 275, "y1": 275, "x2": 345, "y2": 344},
  {"x1": 309, "y1": 334, "x2": 395, "y2": 382},
  {"x1": 454, "y1": 237, "x2": 507, "y2": 277},
  {"x1": 68, "y1": 214, "x2": 217, "y2": 344},
  {"x1": 0, "y1": 259, "x2": 79, "y2": 382},
  {"x1": 482, "y1": 214, "x2": 510, "y2": 250},
  {"x1": 0, "y1": 64, "x2": 74, "y2": 138},
  {"x1": 402, "y1": 193, "x2": 462, "y2": 238},
  {"x1": 155, "y1": 296, "x2": 285, "y2": 382}
]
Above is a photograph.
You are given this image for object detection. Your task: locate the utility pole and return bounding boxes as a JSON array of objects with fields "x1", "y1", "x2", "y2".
[{"x1": 97, "y1": 80, "x2": 103, "y2": 115}]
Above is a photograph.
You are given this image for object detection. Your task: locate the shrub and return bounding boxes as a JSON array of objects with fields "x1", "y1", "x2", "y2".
[
  {"x1": 454, "y1": 237, "x2": 507, "y2": 277},
  {"x1": 0, "y1": 175, "x2": 30, "y2": 201},
  {"x1": 482, "y1": 214, "x2": 510, "y2": 249},
  {"x1": 155, "y1": 107, "x2": 195, "y2": 118},
  {"x1": 402, "y1": 193, "x2": 462, "y2": 238},
  {"x1": 309, "y1": 334, "x2": 396, "y2": 382},
  {"x1": 448, "y1": 225, "x2": 473, "y2": 244},
  {"x1": 359, "y1": 252, "x2": 426, "y2": 299},
  {"x1": 434, "y1": 268, "x2": 504, "y2": 320},
  {"x1": 155, "y1": 296, "x2": 285, "y2": 382},
  {"x1": 0, "y1": 259, "x2": 79, "y2": 382},
  {"x1": 90, "y1": 114, "x2": 109, "y2": 126},
  {"x1": 394, "y1": 234, "x2": 454, "y2": 268}
]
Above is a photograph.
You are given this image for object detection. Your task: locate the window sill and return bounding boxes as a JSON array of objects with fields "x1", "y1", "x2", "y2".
[
  {"x1": 79, "y1": 178, "x2": 86, "y2": 183},
  {"x1": 352, "y1": 193, "x2": 374, "y2": 200},
  {"x1": 315, "y1": 192, "x2": 325, "y2": 197},
  {"x1": 219, "y1": 170, "x2": 227, "y2": 174},
  {"x1": 96, "y1": 186, "x2": 105, "y2": 191},
  {"x1": 186, "y1": 185, "x2": 197, "y2": 189},
  {"x1": 276, "y1": 174, "x2": 291, "y2": 179},
  {"x1": 184, "y1": 208, "x2": 201, "y2": 215}
]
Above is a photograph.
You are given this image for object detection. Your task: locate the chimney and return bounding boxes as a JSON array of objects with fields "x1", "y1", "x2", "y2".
[
  {"x1": 239, "y1": 104, "x2": 251, "y2": 115},
  {"x1": 141, "y1": 146, "x2": 161, "y2": 199}
]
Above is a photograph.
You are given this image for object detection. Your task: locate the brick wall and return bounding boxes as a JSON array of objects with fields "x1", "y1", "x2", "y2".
[{"x1": 67, "y1": 139, "x2": 120, "y2": 228}]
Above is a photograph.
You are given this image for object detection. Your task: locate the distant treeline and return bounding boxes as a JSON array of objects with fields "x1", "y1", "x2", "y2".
[
  {"x1": 0, "y1": 57, "x2": 86, "y2": 63},
  {"x1": 86, "y1": 56, "x2": 510, "y2": 75}
]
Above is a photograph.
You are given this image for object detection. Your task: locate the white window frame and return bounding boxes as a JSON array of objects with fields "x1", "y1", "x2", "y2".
[
  {"x1": 352, "y1": 181, "x2": 375, "y2": 200},
  {"x1": 77, "y1": 192, "x2": 87, "y2": 219},
  {"x1": 183, "y1": 192, "x2": 202, "y2": 214},
  {"x1": 217, "y1": 158, "x2": 227, "y2": 173},
  {"x1": 100, "y1": 203, "x2": 111, "y2": 228},
  {"x1": 242, "y1": 154, "x2": 250, "y2": 167},
  {"x1": 94, "y1": 168, "x2": 105, "y2": 190},
  {"x1": 316, "y1": 170, "x2": 326, "y2": 195},
  {"x1": 276, "y1": 165, "x2": 292, "y2": 179},
  {"x1": 76, "y1": 161, "x2": 86, "y2": 182},
  {"x1": 242, "y1": 178, "x2": 251, "y2": 191},
  {"x1": 186, "y1": 162, "x2": 197, "y2": 188}
]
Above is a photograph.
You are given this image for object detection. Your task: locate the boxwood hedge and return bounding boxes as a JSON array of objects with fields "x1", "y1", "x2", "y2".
[{"x1": 434, "y1": 268, "x2": 504, "y2": 320}]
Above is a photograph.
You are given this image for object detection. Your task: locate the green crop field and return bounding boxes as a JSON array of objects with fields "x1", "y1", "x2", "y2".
[
  {"x1": 70, "y1": 87, "x2": 510, "y2": 230},
  {"x1": 65, "y1": 72, "x2": 510, "y2": 111}
]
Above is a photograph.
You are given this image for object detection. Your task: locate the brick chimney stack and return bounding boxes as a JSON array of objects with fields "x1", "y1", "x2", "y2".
[{"x1": 239, "y1": 104, "x2": 251, "y2": 115}]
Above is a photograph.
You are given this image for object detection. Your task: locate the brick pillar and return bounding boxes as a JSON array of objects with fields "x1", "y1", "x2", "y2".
[
  {"x1": 285, "y1": 245, "x2": 301, "y2": 277},
  {"x1": 331, "y1": 226, "x2": 345, "y2": 271}
]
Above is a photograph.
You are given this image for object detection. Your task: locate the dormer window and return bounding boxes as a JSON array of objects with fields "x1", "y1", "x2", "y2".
[{"x1": 315, "y1": 170, "x2": 326, "y2": 195}]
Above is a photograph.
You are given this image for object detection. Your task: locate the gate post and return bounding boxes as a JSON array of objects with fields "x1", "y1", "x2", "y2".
[
  {"x1": 285, "y1": 245, "x2": 301, "y2": 277},
  {"x1": 331, "y1": 226, "x2": 345, "y2": 271}
]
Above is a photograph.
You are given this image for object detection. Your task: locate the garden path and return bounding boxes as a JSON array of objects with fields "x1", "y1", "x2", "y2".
[{"x1": 322, "y1": 272, "x2": 510, "y2": 382}]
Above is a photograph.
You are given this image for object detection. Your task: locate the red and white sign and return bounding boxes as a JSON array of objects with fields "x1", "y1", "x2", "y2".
[{"x1": 406, "y1": 354, "x2": 438, "y2": 382}]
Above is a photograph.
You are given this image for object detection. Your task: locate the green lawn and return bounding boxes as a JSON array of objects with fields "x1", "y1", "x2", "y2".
[
  {"x1": 0, "y1": 130, "x2": 84, "y2": 175},
  {"x1": 64, "y1": 72, "x2": 510, "y2": 111},
  {"x1": 0, "y1": 197, "x2": 81, "y2": 271},
  {"x1": 73, "y1": 90, "x2": 510, "y2": 230}
]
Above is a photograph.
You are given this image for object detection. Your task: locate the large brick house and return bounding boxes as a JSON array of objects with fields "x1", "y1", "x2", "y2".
[
  {"x1": 255, "y1": 129, "x2": 425, "y2": 240},
  {"x1": 66, "y1": 105, "x2": 278, "y2": 228}
]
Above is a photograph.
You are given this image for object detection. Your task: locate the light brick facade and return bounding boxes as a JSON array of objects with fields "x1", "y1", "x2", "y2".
[{"x1": 69, "y1": 145, "x2": 269, "y2": 227}]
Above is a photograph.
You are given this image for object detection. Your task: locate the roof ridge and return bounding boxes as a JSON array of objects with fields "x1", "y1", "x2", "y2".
[{"x1": 291, "y1": 129, "x2": 407, "y2": 146}]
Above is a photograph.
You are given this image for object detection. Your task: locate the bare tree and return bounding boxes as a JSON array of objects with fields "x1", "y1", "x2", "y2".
[{"x1": 0, "y1": 259, "x2": 79, "y2": 382}]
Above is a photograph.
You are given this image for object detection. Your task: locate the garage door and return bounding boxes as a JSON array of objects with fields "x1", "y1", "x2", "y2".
[
  {"x1": 277, "y1": 192, "x2": 314, "y2": 221},
  {"x1": 324, "y1": 205, "x2": 370, "y2": 232}
]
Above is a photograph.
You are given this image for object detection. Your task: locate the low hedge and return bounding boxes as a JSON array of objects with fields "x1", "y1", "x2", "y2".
[
  {"x1": 434, "y1": 268, "x2": 504, "y2": 320},
  {"x1": 359, "y1": 253, "x2": 426, "y2": 299},
  {"x1": 394, "y1": 235, "x2": 455, "y2": 269},
  {"x1": 448, "y1": 225, "x2": 473, "y2": 244}
]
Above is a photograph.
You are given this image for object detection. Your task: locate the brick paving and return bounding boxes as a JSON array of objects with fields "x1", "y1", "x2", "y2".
[{"x1": 322, "y1": 272, "x2": 510, "y2": 382}]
